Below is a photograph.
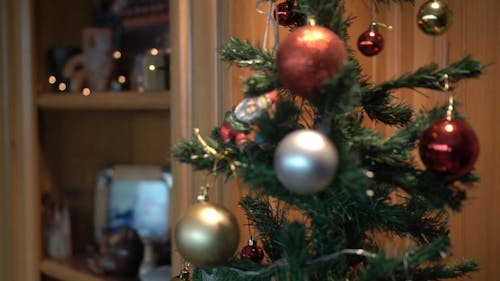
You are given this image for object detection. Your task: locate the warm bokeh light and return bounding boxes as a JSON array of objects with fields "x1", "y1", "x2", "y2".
[
  {"x1": 431, "y1": 1, "x2": 440, "y2": 9},
  {"x1": 149, "y1": 65, "x2": 156, "y2": 71},
  {"x1": 113, "y1": 51, "x2": 122, "y2": 59},
  {"x1": 118, "y1": 75, "x2": 126, "y2": 84},
  {"x1": 150, "y1": 48, "x2": 159, "y2": 56},
  {"x1": 82, "y1": 88, "x2": 91, "y2": 96},
  {"x1": 48, "y1": 75, "x2": 56, "y2": 84},
  {"x1": 58, "y1": 82, "x2": 66, "y2": 91}
]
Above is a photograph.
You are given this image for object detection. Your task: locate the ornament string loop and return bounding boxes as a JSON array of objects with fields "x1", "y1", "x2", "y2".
[
  {"x1": 369, "y1": 21, "x2": 393, "y2": 31},
  {"x1": 256, "y1": 0, "x2": 280, "y2": 51}
]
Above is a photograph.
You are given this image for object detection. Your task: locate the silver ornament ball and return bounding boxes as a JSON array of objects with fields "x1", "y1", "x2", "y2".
[
  {"x1": 175, "y1": 201, "x2": 240, "y2": 268},
  {"x1": 274, "y1": 129, "x2": 339, "y2": 195}
]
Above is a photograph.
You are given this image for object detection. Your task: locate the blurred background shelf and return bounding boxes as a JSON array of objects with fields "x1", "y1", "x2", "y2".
[
  {"x1": 37, "y1": 91, "x2": 170, "y2": 111},
  {"x1": 40, "y1": 257, "x2": 139, "y2": 281}
]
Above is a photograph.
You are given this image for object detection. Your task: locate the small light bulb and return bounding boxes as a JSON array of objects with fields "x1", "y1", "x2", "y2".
[
  {"x1": 150, "y1": 48, "x2": 159, "y2": 56},
  {"x1": 82, "y1": 88, "x2": 91, "y2": 96},
  {"x1": 48, "y1": 75, "x2": 56, "y2": 84},
  {"x1": 58, "y1": 82, "x2": 67, "y2": 91},
  {"x1": 148, "y1": 65, "x2": 156, "y2": 71},
  {"x1": 113, "y1": 51, "x2": 122, "y2": 59},
  {"x1": 118, "y1": 75, "x2": 126, "y2": 84}
]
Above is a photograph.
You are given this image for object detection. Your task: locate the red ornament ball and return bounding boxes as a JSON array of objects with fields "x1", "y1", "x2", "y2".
[
  {"x1": 419, "y1": 119, "x2": 479, "y2": 178},
  {"x1": 276, "y1": 25, "x2": 347, "y2": 98},
  {"x1": 240, "y1": 238, "x2": 264, "y2": 263},
  {"x1": 357, "y1": 27, "x2": 384, "y2": 56},
  {"x1": 275, "y1": 0, "x2": 296, "y2": 27}
]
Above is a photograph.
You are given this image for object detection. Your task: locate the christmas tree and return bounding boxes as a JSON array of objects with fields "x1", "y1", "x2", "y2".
[{"x1": 172, "y1": 0, "x2": 483, "y2": 280}]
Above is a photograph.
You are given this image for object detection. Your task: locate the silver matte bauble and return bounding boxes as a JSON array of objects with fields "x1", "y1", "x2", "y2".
[
  {"x1": 274, "y1": 129, "x2": 338, "y2": 194},
  {"x1": 175, "y1": 201, "x2": 240, "y2": 268}
]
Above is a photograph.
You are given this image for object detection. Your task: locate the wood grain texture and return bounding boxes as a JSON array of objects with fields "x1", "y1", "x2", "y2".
[
  {"x1": 0, "y1": 0, "x2": 12, "y2": 279},
  {"x1": 169, "y1": 0, "x2": 234, "y2": 273},
  {"x1": 37, "y1": 92, "x2": 171, "y2": 110},
  {"x1": 40, "y1": 258, "x2": 138, "y2": 281},
  {"x1": 445, "y1": 0, "x2": 500, "y2": 280},
  {"x1": 0, "y1": 0, "x2": 41, "y2": 280}
]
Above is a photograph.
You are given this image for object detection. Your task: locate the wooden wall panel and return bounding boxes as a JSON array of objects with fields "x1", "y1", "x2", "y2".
[
  {"x1": 445, "y1": 0, "x2": 500, "y2": 280},
  {"x1": 0, "y1": 0, "x2": 12, "y2": 279}
]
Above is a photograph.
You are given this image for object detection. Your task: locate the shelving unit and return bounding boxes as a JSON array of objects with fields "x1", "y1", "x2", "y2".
[
  {"x1": 33, "y1": 1, "x2": 172, "y2": 281},
  {"x1": 37, "y1": 91, "x2": 170, "y2": 111},
  {"x1": 40, "y1": 258, "x2": 138, "y2": 281}
]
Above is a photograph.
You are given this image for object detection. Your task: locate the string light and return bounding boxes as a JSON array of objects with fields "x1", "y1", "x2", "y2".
[
  {"x1": 118, "y1": 75, "x2": 126, "y2": 84},
  {"x1": 150, "y1": 48, "x2": 159, "y2": 56},
  {"x1": 113, "y1": 51, "x2": 122, "y2": 59},
  {"x1": 82, "y1": 88, "x2": 91, "y2": 96},
  {"x1": 58, "y1": 82, "x2": 67, "y2": 92},
  {"x1": 226, "y1": 248, "x2": 377, "y2": 276},
  {"x1": 48, "y1": 75, "x2": 56, "y2": 84}
]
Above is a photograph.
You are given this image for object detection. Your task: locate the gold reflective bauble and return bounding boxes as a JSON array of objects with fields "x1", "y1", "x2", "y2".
[
  {"x1": 175, "y1": 201, "x2": 240, "y2": 268},
  {"x1": 417, "y1": 0, "x2": 452, "y2": 35}
]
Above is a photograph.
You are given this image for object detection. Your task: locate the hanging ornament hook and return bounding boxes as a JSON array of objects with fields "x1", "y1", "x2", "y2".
[
  {"x1": 369, "y1": 21, "x2": 393, "y2": 31},
  {"x1": 197, "y1": 184, "x2": 210, "y2": 202},
  {"x1": 193, "y1": 128, "x2": 238, "y2": 177}
]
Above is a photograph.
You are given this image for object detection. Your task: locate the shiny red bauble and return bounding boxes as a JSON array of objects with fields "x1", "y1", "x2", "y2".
[
  {"x1": 275, "y1": 0, "x2": 296, "y2": 27},
  {"x1": 419, "y1": 119, "x2": 479, "y2": 178},
  {"x1": 276, "y1": 25, "x2": 347, "y2": 98},
  {"x1": 240, "y1": 238, "x2": 264, "y2": 263},
  {"x1": 357, "y1": 27, "x2": 384, "y2": 56}
]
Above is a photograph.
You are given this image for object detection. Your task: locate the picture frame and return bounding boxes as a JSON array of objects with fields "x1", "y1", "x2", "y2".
[{"x1": 93, "y1": 164, "x2": 173, "y2": 242}]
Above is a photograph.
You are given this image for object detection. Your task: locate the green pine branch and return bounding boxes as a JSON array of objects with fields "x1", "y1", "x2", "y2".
[
  {"x1": 220, "y1": 37, "x2": 276, "y2": 73},
  {"x1": 362, "y1": 55, "x2": 484, "y2": 125}
]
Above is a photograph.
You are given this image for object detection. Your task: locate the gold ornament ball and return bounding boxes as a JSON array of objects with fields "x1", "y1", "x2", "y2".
[
  {"x1": 175, "y1": 201, "x2": 240, "y2": 268},
  {"x1": 417, "y1": 0, "x2": 452, "y2": 35}
]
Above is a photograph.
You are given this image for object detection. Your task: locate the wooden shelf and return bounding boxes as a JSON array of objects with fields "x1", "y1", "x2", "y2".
[
  {"x1": 37, "y1": 91, "x2": 170, "y2": 111},
  {"x1": 40, "y1": 257, "x2": 139, "y2": 281}
]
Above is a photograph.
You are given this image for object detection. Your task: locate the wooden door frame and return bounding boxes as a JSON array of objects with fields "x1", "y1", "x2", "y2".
[
  {"x1": 0, "y1": 0, "x2": 40, "y2": 280},
  {"x1": 0, "y1": 0, "x2": 11, "y2": 279},
  {"x1": 169, "y1": 0, "x2": 231, "y2": 273}
]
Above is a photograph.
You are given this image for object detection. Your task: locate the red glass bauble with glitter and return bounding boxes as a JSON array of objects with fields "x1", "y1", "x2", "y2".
[
  {"x1": 275, "y1": 0, "x2": 296, "y2": 27},
  {"x1": 240, "y1": 238, "x2": 264, "y2": 263},
  {"x1": 357, "y1": 27, "x2": 384, "y2": 56},
  {"x1": 419, "y1": 118, "x2": 479, "y2": 178},
  {"x1": 276, "y1": 25, "x2": 347, "y2": 98}
]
